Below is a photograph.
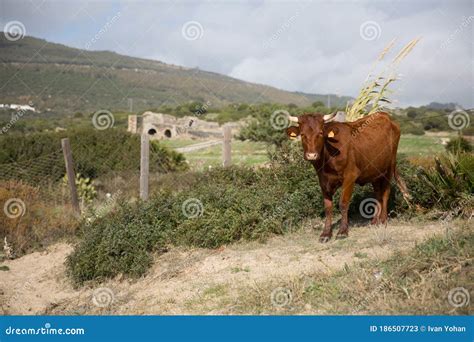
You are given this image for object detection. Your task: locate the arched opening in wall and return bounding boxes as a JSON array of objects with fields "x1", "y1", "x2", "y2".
[
  {"x1": 164, "y1": 129, "x2": 172, "y2": 138},
  {"x1": 148, "y1": 128, "x2": 157, "y2": 135}
]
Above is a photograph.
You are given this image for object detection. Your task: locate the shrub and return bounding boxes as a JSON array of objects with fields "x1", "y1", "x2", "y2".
[
  {"x1": 0, "y1": 128, "x2": 188, "y2": 182},
  {"x1": 236, "y1": 104, "x2": 328, "y2": 145},
  {"x1": 66, "y1": 143, "x2": 410, "y2": 284},
  {"x1": 62, "y1": 173, "x2": 97, "y2": 206},
  {"x1": 415, "y1": 152, "x2": 474, "y2": 212},
  {"x1": 66, "y1": 141, "x2": 473, "y2": 285},
  {"x1": 422, "y1": 114, "x2": 450, "y2": 131},
  {"x1": 463, "y1": 126, "x2": 474, "y2": 136},
  {"x1": 0, "y1": 180, "x2": 78, "y2": 256},
  {"x1": 407, "y1": 109, "x2": 418, "y2": 118},
  {"x1": 400, "y1": 124, "x2": 425, "y2": 135},
  {"x1": 67, "y1": 145, "x2": 325, "y2": 284},
  {"x1": 237, "y1": 114, "x2": 287, "y2": 146},
  {"x1": 445, "y1": 136, "x2": 472, "y2": 154}
]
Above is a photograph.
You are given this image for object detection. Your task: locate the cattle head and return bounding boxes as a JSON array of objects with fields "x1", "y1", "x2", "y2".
[{"x1": 286, "y1": 113, "x2": 336, "y2": 161}]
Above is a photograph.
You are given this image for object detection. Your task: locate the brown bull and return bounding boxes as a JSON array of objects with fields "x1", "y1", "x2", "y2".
[{"x1": 286, "y1": 112, "x2": 409, "y2": 242}]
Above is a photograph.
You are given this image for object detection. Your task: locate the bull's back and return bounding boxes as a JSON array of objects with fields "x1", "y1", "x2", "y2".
[{"x1": 348, "y1": 113, "x2": 400, "y2": 181}]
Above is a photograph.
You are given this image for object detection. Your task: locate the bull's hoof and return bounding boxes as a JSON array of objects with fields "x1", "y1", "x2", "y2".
[
  {"x1": 336, "y1": 232, "x2": 348, "y2": 240},
  {"x1": 372, "y1": 217, "x2": 388, "y2": 225},
  {"x1": 319, "y1": 236, "x2": 331, "y2": 243}
]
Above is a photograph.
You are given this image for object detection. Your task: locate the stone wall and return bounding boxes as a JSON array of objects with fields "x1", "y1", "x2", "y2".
[{"x1": 128, "y1": 112, "x2": 230, "y2": 140}]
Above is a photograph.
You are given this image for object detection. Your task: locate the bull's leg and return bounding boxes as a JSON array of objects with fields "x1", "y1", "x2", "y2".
[
  {"x1": 336, "y1": 178, "x2": 356, "y2": 239},
  {"x1": 379, "y1": 179, "x2": 391, "y2": 223},
  {"x1": 319, "y1": 193, "x2": 334, "y2": 243},
  {"x1": 371, "y1": 180, "x2": 383, "y2": 225}
]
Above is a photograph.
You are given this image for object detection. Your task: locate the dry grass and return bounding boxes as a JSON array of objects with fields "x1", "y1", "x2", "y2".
[
  {"x1": 0, "y1": 180, "x2": 78, "y2": 257},
  {"x1": 232, "y1": 222, "x2": 472, "y2": 315},
  {"x1": 346, "y1": 38, "x2": 421, "y2": 121},
  {"x1": 406, "y1": 156, "x2": 437, "y2": 169},
  {"x1": 1, "y1": 212, "x2": 470, "y2": 315}
]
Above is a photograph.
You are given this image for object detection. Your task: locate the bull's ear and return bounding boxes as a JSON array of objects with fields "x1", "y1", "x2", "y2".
[
  {"x1": 325, "y1": 127, "x2": 339, "y2": 143},
  {"x1": 286, "y1": 126, "x2": 300, "y2": 140}
]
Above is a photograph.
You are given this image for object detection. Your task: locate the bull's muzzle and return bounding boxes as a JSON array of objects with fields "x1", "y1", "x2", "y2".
[{"x1": 305, "y1": 153, "x2": 318, "y2": 160}]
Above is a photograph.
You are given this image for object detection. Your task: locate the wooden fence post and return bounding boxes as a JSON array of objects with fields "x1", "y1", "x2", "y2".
[
  {"x1": 222, "y1": 125, "x2": 232, "y2": 167},
  {"x1": 140, "y1": 133, "x2": 149, "y2": 200},
  {"x1": 61, "y1": 138, "x2": 81, "y2": 216}
]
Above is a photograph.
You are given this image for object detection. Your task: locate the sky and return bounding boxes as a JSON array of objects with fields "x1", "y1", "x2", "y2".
[{"x1": 1, "y1": 0, "x2": 473, "y2": 108}]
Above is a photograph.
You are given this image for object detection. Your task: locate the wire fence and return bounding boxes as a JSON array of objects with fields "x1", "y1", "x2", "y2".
[
  {"x1": 0, "y1": 132, "x2": 185, "y2": 221},
  {"x1": 0, "y1": 136, "x2": 151, "y2": 255},
  {"x1": 0, "y1": 149, "x2": 66, "y2": 204},
  {"x1": 0, "y1": 139, "x2": 143, "y2": 221}
]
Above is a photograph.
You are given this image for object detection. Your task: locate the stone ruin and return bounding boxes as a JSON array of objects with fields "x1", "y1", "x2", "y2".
[{"x1": 127, "y1": 112, "x2": 228, "y2": 139}]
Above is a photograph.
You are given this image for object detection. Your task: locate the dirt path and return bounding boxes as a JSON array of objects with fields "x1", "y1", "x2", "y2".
[{"x1": 0, "y1": 220, "x2": 450, "y2": 315}]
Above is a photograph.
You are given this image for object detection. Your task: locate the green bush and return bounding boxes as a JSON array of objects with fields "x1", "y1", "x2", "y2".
[
  {"x1": 66, "y1": 141, "x2": 473, "y2": 285},
  {"x1": 399, "y1": 123, "x2": 425, "y2": 135},
  {"x1": 67, "y1": 144, "x2": 326, "y2": 284},
  {"x1": 236, "y1": 103, "x2": 332, "y2": 145},
  {"x1": 445, "y1": 136, "x2": 472, "y2": 154},
  {"x1": 415, "y1": 152, "x2": 474, "y2": 211},
  {"x1": 0, "y1": 128, "x2": 187, "y2": 182}
]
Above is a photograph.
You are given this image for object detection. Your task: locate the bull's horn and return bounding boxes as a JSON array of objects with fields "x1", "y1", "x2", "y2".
[
  {"x1": 323, "y1": 112, "x2": 337, "y2": 122},
  {"x1": 288, "y1": 115, "x2": 299, "y2": 123}
]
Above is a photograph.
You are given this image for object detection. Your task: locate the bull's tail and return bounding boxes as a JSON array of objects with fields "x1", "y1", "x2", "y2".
[{"x1": 394, "y1": 168, "x2": 412, "y2": 206}]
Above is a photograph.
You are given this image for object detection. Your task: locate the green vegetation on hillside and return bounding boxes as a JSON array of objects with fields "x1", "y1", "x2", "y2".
[{"x1": 0, "y1": 35, "x2": 350, "y2": 114}]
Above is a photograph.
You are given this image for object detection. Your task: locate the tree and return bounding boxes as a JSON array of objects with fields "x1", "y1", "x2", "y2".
[
  {"x1": 312, "y1": 101, "x2": 325, "y2": 108},
  {"x1": 407, "y1": 109, "x2": 418, "y2": 118}
]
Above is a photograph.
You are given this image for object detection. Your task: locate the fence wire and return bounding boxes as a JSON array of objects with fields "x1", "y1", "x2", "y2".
[{"x1": 0, "y1": 135, "x2": 178, "y2": 224}]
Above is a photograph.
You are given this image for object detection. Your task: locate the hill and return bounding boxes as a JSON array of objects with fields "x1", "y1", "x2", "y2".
[
  {"x1": 425, "y1": 102, "x2": 458, "y2": 110},
  {"x1": 0, "y1": 35, "x2": 351, "y2": 114}
]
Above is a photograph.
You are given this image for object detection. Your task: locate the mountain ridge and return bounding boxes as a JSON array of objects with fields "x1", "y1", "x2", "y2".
[{"x1": 0, "y1": 34, "x2": 351, "y2": 114}]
